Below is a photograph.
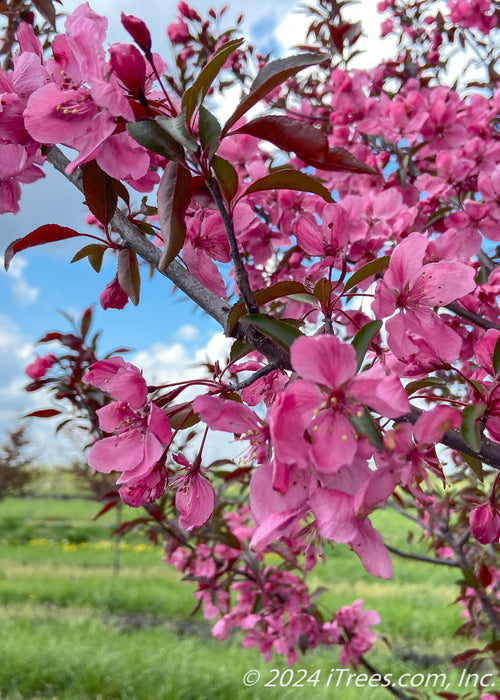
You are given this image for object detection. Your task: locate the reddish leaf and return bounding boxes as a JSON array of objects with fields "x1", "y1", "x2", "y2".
[
  {"x1": 478, "y1": 562, "x2": 493, "y2": 587},
  {"x1": 24, "y1": 409, "x2": 61, "y2": 418},
  {"x1": 4, "y1": 224, "x2": 81, "y2": 270},
  {"x1": 93, "y1": 500, "x2": 120, "y2": 520},
  {"x1": 80, "y1": 306, "x2": 93, "y2": 340},
  {"x1": 450, "y1": 648, "x2": 481, "y2": 667},
  {"x1": 223, "y1": 53, "x2": 327, "y2": 134},
  {"x1": 157, "y1": 162, "x2": 192, "y2": 270},
  {"x1": 234, "y1": 115, "x2": 328, "y2": 160},
  {"x1": 112, "y1": 517, "x2": 151, "y2": 534},
  {"x1": 234, "y1": 115, "x2": 376, "y2": 174},
  {"x1": 82, "y1": 160, "x2": 118, "y2": 227},
  {"x1": 31, "y1": 0, "x2": 56, "y2": 27},
  {"x1": 299, "y1": 146, "x2": 377, "y2": 174},
  {"x1": 38, "y1": 332, "x2": 63, "y2": 343},
  {"x1": 117, "y1": 248, "x2": 140, "y2": 306}
]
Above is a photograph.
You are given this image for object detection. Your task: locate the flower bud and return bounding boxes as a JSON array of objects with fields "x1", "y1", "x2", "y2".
[
  {"x1": 99, "y1": 277, "x2": 129, "y2": 310},
  {"x1": 121, "y1": 12, "x2": 152, "y2": 53},
  {"x1": 108, "y1": 43, "x2": 147, "y2": 97}
]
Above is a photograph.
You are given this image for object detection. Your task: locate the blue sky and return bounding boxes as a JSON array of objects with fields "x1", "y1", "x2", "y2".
[{"x1": 0, "y1": 0, "x2": 388, "y2": 464}]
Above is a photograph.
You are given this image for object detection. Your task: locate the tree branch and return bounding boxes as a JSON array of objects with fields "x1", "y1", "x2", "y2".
[
  {"x1": 386, "y1": 545, "x2": 460, "y2": 567},
  {"x1": 446, "y1": 302, "x2": 500, "y2": 332},
  {"x1": 205, "y1": 176, "x2": 259, "y2": 314},
  {"x1": 44, "y1": 147, "x2": 292, "y2": 370}
]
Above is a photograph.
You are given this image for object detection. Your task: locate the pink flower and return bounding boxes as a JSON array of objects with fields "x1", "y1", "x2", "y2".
[
  {"x1": 99, "y1": 277, "x2": 129, "y2": 310},
  {"x1": 121, "y1": 12, "x2": 152, "y2": 52},
  {"x1": 372, "y1": 232, "x2": 476, "y2": 360},
  {"x1": 173, "y1": 454, "x2": 215, "y2": 531},
  {"x1": 271, "y1": 334, "x2": 410, "y2": 474},
  {"x1": 87, "y1": 400, "x2": 171, "y2": 487},
  {"x1": 167, "y1": 19, "x2": 190, "y2": 43},
  {"x1": 470, "y1": 475, "x2": 500, "y2": 545},
  {"x1": 470, "y1": 502, "x2": 500, "y2": 545},
  {"x1": 326, "y1": 599, "x2": 380, "y2": 667},
  {"x1": 83, "y1": 356, "x2": 148, "y2": 410},
  {"x1": 118, "y1": 465, "x2": 167, "y2": 507},
  {"x1": 178, "y1": 2, "x2": 201, "y2": 21},
  {"x1": 25, "y1": 353, "x2": 57, "y2": 380},
  {"x1": 108, "y1": 43, "x2": 146, "y2": 98}
]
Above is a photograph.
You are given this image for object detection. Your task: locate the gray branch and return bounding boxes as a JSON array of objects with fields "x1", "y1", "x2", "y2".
[{"x1": 44, "y1": 146, "x2": 292, "y2": 370}]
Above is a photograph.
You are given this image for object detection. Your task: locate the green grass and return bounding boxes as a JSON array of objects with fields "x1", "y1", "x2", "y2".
[{"x1": 0, "y1": 495, "x2": 481, "y2": 699}]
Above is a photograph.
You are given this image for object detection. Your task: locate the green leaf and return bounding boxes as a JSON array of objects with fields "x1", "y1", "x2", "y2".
[
  {"x1": 287, "y1": 293, "x2": 317, "y2": 305},
  {"x1": 458, "y1": 451, "x2": 484, "y2": 482},
  {"x1": 460, "y1": 404, "x2": 484, "y2": 453},
  {"x1": 404, "y1": 377, "x2": 446, "y2": 395},
  {"x1": 241, "y1": 313, "x2": 303, "y2": 351},
  {"x1": 157, "y1": 162, "x2": 192, "y2": 270},
  {"x1": 71, "y1": 244, "x2": 106, "y2": 273},
  {"x1": 126, "y1": 120, "x2": 185, "y2": 161},
  {"x1": 240, "y1": 169, "x2": 333, "y2": 203},
  {"x1": 212, "y1": 155, "x2": 239, "y2": 204},
  {"x1": 351, "y1": 320, "x2": 382, "y2": 371},
  {"x1": 229, "y1": 339, "x2": 254, "y2": 364},
  {"x1": 182, "y1": 38, "x2": 244, "y2": 121},
  {"x1": 343, "y1": 255, "x2": 390, "y2": 292},
  {"x1": 223, "y1": 53, "x2": 327, "y2": 134},
  {"x1": 493, "y1": 334, "x2": 500, "y2": 376},
  {"x1": 313, "y1": 278, "x2": 332, "y2": 304},
  {"x1": 82, "y1": 160, "x2": 118, "y2": 227},
  {"x1": 117, "y1": 248, "x2": 140, "y2": 306},
  {"x1": 348, "y1": 406, "x2": 383, "y2": 451},
  {"x1": 156, "y1": 114, "x2": 198, "y2": 152},
  {"x1": 227, "y1": 281, "x2": 308, "y2": 334},
  {"x1": 198, "y1": 106, "x2": 222, "y2": 155}
]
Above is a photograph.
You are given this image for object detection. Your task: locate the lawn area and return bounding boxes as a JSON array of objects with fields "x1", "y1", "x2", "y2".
[{"x1": 0, "y1": 490, "x2": 486, "y2": 700}]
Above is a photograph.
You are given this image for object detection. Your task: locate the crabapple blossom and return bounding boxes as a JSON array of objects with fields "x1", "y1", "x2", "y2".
[{"x1": 25, "y1": 353, "x2": 57, "y2": 380}]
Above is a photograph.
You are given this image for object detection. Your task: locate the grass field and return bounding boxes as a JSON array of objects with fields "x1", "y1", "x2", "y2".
[{"x1": 0, "y1": 482, "x2": 488, "y2": 700}]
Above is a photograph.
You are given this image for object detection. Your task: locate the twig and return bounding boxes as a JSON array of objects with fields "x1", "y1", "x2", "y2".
[
  {"x1": 445, "y1": 302, "x2": 500, "y2": 332},
  {"x1": 359, "y1": 656, "x2": 416, "y2": 700},
  {"x1": 386, "y1": 545, "x2": 460, "y2": 567},
  {"x1": 205, "y1": 177, "x2": 259, "y2": 314},
  {"x1": 399, "y1": 406, "x2": 500, "y2": 471},
  {"x1": 232, "y1": 361, "x2": 281, "y2": 391}
]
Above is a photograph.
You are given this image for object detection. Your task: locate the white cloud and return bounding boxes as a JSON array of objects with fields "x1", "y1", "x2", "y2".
[
  {"x1": 1, "y1": 257, "x2": 39, "y2": 305},
  {"x1": 175, "y1": 324, "x2": 200, "y2": 342}
]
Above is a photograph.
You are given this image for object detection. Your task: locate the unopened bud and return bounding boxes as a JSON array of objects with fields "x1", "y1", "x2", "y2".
[{"x1": 121, "y1": 12, "x2": 152, "y2": 53}]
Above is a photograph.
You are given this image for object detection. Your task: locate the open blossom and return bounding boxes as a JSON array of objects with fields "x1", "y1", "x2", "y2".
[
  {"x1": 173, "y1": 454, "x2": 215, "y2": 531},
  {"x1": 83, "y1": 357, "x2": 172, "y2": 496},
  {"x1": 83, "y1": 356, "x2": 147, "y2": 410},
  {"x1": 372, "y1": 232, "x2": 476, "y2": 361},
  {"x1": 87, "y1": 400, "x2": 171, "y2": 488},
  {"x1": 271, "y1": 334, "x2": 410, "y2": 475},
  {"x1": 324, "y1": 599, "x2": 380, "y2": 667}
]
